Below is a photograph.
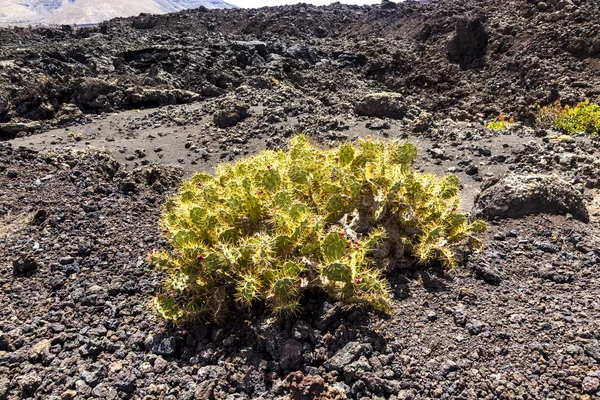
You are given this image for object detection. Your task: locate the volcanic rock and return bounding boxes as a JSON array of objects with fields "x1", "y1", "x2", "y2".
[
  {"x1": 473, "y1": 174, "x2": 589, "y2": 222},
  {"x1": 213, "y1": 101, "x2": 250, "y2": 128},
  {"x1": 355, "y1": 93, "x2": 409, "y2": 120},
  {"x1": 285, "y1": 371, "x2": 346, "y2": 400},
  {"x1": 13, "y1": 253, "x2": 40, "y2": 275},
  {"x1": 447, "y1": 15, "x2": 489, "y2": 69},
  {"x1": 279, "y1": 339, "x2": 304, "y2": 370}
]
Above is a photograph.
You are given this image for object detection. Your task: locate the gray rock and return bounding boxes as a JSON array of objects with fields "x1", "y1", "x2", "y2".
[
  {"x1": 454, "y1": 306, "x2": 468, "y2": 327},
  {"x1": 251, "y1": 316, "x2": 284, "y2": 358},
  {"x1": 81, "y1": 370, "x2": 99, "y2": 387},
  {"x1": 314, "y1": 301, "x2": 340, "y2": 331},
  {"x1": 0, "y1": 89, "x2": 8, "y2": 117},
  {"x1": 343, "y1": 356, "x2": 372, "y2": 381},
  {"x1": 195, "y1": 379, "x2": 218, "y2": 400},
  {"x1": 428, "y1": 147, "x2": 446, "y2": 159},
  {"x1": 0, "y1": 122, "x2": 41, "y2": 138},
  {"x1": 366, "y1": 120, "x2": 390, "y2": 130},
  {"x1": 75, "y1": 78, "x2": 117, "y2": 109},
  {"x1": 78, "y1": 242, "x2": 93, "y2": 257},
  {"x1": 91, "y1": 383, "x2": 117, "y2": 399},
  {"x1": 473, "y1": 262, "x2": 504, "y2": 285},
  {"x1": 440, "y1": 359, "x2": 459, "y2": 377},
  {"x1": 64, "y1": 263, "x2": 80, "y2": 276},
  {"x1": 19, "y1": 372, "x2": 42, "y2": 394},
  {"x1": 362, "y1": 371, "x2": 394, "y2": 394},
  {"x1": 131, "y1": 14, "x2": 158, "y2": 29},
  {"x1": 447, "y1": 16, "x2": 489, "y2": 69},
  {"x1": 325, "y1": 341, "x2": 372, "y2": 371},
  {"x1": 465, "y1": 164, "x2": 479, "y2": 176},
  {"x1": 473, "y1": 174, "x2": 589, "y2": 222},
  {"x1": 153, "y1": 356, "x2": 168, "y2": 374},
  {"x1": 538, "y1": 265, "x2": 573, "y2": 284},
  {"x1": 75, "y1": 380, "x2": 92, "y2": 397},
  {"x1": 355, "y1": 92, "x2": 410, "y2": 120},
  {"x1": 119, "y1": 181, "x2": 136, "y2": 192},
  {"x1": 279, "y1": 339, "x2": 303, "y2": 370},
  {"x1": 113, "y1": 373, "x2": 136, "y2": 393},
  {"x1": 427, "y1": 311, "x2": 438, "y2": 321},
  {"x1": 292, "y1": 321, "x2": 311, "y2": 340},
  {"x1": 213, "y1": 101, "x2": 249, "y2": 128},
  {"x1": 55, "y1": 103, "x2": 84, "y2": 124},
  {"x1": 585, "y1": 342, "x2": 600, "y2": 363},
  {"x1": 566, "y1": 344, "x2": 583, "y2": 355},
  {"x1": 197, "y1": 365, "x2": 227, "y2": 381},
  {"x1": 144, "y1": 335, "x2": 177, "y2": 356},
  {"x1": 285, "y1": 44, "x2": 311, "y2": 60},
  {"x1": 466, "y1": 319, "x2": 486, "y2": 335},
  {"x1": 59, "y1": 256, "x2": 75, "y2": 266},
  {"x1": 397, "y1": 389, "x2": 416, "y2": 400},
  {"x1": 29, "y1": 339, "x2": 51, "y2": 363},
  {"x1": 329, "y1": 382, "x2": 349, "y2": 397},
  {"x1": 582, "y1": 376, "x2": 600, "y2": 393},
  {"x1": 535, "y1": 241, "x2": 559, "y2": 253}
]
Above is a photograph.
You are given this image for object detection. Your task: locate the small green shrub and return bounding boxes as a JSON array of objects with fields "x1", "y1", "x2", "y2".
[
  {"x1": 536, "y1": 100, "x2": 600, "y2": 136},
  {"x1": 150, "y1": 135, "x2": 486, "y2": 323},
  {"x1": 485, "y1": 114, "x2": 514, "y2": 130}
]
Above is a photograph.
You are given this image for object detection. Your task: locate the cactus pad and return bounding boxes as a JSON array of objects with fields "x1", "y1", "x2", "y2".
[{"x1": 321, "y1": 232, "x2": 347, "y2": 262}]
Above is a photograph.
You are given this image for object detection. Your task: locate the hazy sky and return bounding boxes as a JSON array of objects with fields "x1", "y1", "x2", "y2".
[{"x1": 228, "y1": 0, "x2": 381, "y2": 8}]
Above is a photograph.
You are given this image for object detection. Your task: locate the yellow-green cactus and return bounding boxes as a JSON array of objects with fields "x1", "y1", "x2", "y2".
[{"x1": 150, "y1": 135, "x2": 486, "y2": 323}]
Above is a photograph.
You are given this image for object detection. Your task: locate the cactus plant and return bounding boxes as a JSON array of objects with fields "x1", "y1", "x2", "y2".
[{"x1": 150, "y1": 135, "x2": 486, "y2": 323}]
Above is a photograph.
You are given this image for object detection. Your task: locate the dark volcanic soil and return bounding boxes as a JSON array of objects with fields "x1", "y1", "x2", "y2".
[{"x1": 1, "y1": 0, "x2": 600, "y2": 400}]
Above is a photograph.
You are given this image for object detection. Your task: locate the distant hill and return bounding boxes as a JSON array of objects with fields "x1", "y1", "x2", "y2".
[{"x1": 0, "y1": 0, "x2": 236, "y2": 26}]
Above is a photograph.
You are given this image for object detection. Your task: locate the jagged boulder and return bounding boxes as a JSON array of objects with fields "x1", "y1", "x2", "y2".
[
  {"x1": 213, "y1": 101, "x2": 250, "y2": 128},
  {"x1": 75, "y1": 78, "x2": 118, "y2": 110},
  {"x1": 0, "y1": 121, "x2": 41, "y2": 139},
  {"x1": 131, "y1": 14, "x2": 158, "y2": 30},
  {"x1": 473, "y1": 174, "x2": 589, "y2": 222},
  {"x1": 355, "y1": 92, "x2": 409, "y2": 120},
  {"x1": 55, "y1": 103, "x2": 84, "y2": 124},
  {"x1": 447, "y1": 16, "x2": 489, "y2": 69}
]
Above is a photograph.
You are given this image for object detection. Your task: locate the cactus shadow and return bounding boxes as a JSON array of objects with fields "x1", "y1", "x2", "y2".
[
  {"x1": 388, "y1": 264, "x2": 451, "y2": 300},
  {"x1": 155, "y1": 288, "x2": 391, "y2": 369}
]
